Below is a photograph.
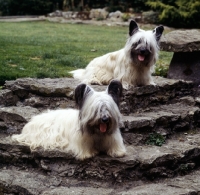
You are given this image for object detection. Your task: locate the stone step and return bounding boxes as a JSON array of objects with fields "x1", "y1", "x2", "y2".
[
  {"x1": 0, "y1": 77, "x2": 199, "y2": 194},
  {"x1": 120, "y1": 76, "x2": 194, "y2": 114},
  {"x1": 0, "y1": 167, "x2": 62, "y2": 195},
  {"x1": 122, "y1": 102, "x2": 200, "y2": 145},
  {"x1": 1, "y1": 130, "x2": 200, "y2": 183},
  {"x1": 1, "y1": 101, "x2": 199, "y2": 136},
  {"x1": 2, "y1": 77, "x2": 194, "y2": 113},
  {"x1": 0, "y1": 106, "x2": 39, "y2": 134},
  {"x1": 0, "y1": 166, "x2": 200, "y2": 195}
]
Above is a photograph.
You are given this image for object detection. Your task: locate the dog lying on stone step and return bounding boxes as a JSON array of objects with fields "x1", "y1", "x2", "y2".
[{"x1": 12, "y1": 80, "x2": 126, "y2": 160}]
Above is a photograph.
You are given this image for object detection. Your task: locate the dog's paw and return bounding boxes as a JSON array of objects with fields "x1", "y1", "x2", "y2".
[
  {"x1": 122, "y1": 82, "x2": 130, "y2": 90},
  {"x1": 76, "y1": 150, "x2": 99, "y2": 160},
  {"x1": 149, "y1": 81, "x2": 156, "y2": 86},
  {"x1": 90, "y1": 80, "x2": 101, "y2": 85},
  {"x1": 90, "y1": 78, "x2": 102, "y2": 85},
  {"x1": 107, "y1": 148, "x2": 126, "y2": 158}
]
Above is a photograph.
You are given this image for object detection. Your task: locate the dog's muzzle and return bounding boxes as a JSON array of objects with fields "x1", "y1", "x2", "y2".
[
  {"x1": 100, "y1": 116, "x2": 109, "y2": 133},
  {"x1": 138, "y1": 48, "x2": 150, "y2": 62}
]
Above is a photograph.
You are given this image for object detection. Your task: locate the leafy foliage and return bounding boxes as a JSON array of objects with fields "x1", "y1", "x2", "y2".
[
  {"x1": 0, "y1": 0, "x2": 63, "y2": 15},
  {"x1": 146, "y1": 133, "x2": 166, "y2": 146},
  {"x1": 0, "y1": 0, "x2": 149, "y2": 16},
  {"x1": 106, "y1": 0, "x2": 149, "y2": 12},
  {"x1": 154, "y1": 65, "x2": 168, "y2": 77},
  {"x1": 146, "y1": 0, "x2": 200, "y2": 28}
]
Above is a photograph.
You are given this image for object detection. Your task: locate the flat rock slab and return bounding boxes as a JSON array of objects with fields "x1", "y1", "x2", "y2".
[
  {"x1": 2, "y1": 77, "x2": 193, "y2": 113},
  {"x1": 160, "y1": 29, "x2": 200, "y2": 52},
  {"x1": 1, "y1": 131, "x2": 200, "y2": 182},
  {"x1": 120, "y1": 170, "x2": 200, "y2": 195},
  {"x1": 0, "y1": 106, "x2": 40, "y2": 134},
  {"x1": 0, "y1": 89, "x2": 19, "y2": 106},
  {"x1": 4, "y1": 77, "x2": 81, "y2": 98},
  {"x1": 1, "y1": 101, "x2": 199, "y2": 135},
  {"x1": 1, "y1": 133, "x2": 200, "y2": 195},
  {"x1": 0, "y1": 168, "x2": 62, "y2": 195},
  {"x1": 123, "y1": 102, "x2": 200, "y2": 133},
  {"x1": 1, "y1": 168, "x2": 200, "y2": 195},
  {"x1": 4, "y1": 76, "x2": 192, "y2": 95},
  {"x1": 44, "y1": 170, "x2": 200, "y2": 195}
]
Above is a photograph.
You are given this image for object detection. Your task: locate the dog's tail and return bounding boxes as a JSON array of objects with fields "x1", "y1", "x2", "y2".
[{"x1": 69, "y1": 69, "x2": 86, "y2": 80}]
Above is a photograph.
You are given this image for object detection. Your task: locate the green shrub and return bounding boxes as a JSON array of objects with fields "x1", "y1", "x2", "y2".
[
  {"x1": 146, "y1": 0, "x2": 200, "y2": 28},
  {"x1": 121, "y1": 13, "x2": 131, "y2": 21},
  {"x1": 154, "y1": 64, "x2": 168, "y2": 77},
  {"x1": 96, "y1": 16, "x2": 105, "y2": 21},
  {"x1": 0, "y1": 0, "x2": 63, "y2": 16}
]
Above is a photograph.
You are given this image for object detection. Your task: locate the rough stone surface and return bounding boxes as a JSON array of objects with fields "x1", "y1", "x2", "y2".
[
  {"x1": 1, "y1": 131, "x2": 200, "y2": 181},
  {"x1": 0, "y1": 106, "x2": 40, "y2": 134},
  {"x1": 89, "y1": 8, "x2": 108, "y2": 20},
  {"x1": 0, "y1": 89, "x2": 19, "y2": 106},
  {"x1": 4, "y1": 77, "x2": 80, "y2": 98},
  {"x1": 108, "y1": 11, "x2": 123, "y2": 22},
  {"x1": 0, "y1": 77, "x2": 200, "y2": 194},
  {"x1": 1, "y1": 168, "x2": 200, "y2": 195},
  {"x1": 121, "y1": 76, "x2": 193, "y2": 113},
  {"x1": 160, "y1": 29, "x2": 200, "y2": 52},
  {"x1": 0, "y1": 168, "x2": 61, "y2": 195},
  {"x1": 1, "y1": 102, "x2": 199, "y2": 136},
  {"x1": 122, "y1": 102, "x2": 200, "y2": 134},
  {"x1": 3, "y1": 76, "x2": 194, "y2": 113},
  {"x1": 1, "y1": 77, "x2": 198, "y2": 136},
  {"x1": 167, "y1": 51, "x2": 200, "y2": 85}
]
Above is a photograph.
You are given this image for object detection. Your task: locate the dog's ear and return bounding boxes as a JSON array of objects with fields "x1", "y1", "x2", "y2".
[
  {"x1": 75, "y1": 83, "x2": 92, "y2": 109},
  {"x1": 153, "y1": 25, "x2": 164, "y2": 41},
  {"x1": 129, "y1": 20, "x2": 139, "y2": 36},
  {"x1": 107, "y1": 80, "x2": 123, "y2": 107}
]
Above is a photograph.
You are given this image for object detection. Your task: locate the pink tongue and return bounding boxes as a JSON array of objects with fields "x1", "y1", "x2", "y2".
[
  {"x1": 100, "y1": 123, "x2": 107, "y2": 133},
  {"x1": 138, "y1": 55, "x2": 145, "y2": 61}
]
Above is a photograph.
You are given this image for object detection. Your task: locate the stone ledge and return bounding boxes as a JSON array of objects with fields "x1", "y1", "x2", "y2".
[
  {"x1": 0, "y1": 89, "x2": 19, "y2": 106},
  {"x1": 1, "y1": 131, "x2": 200, "y2": 182},
  {"x1": 4, "y1": 77, "x2": 193, "y2": 97},
  {"x1": 4, "y1": 77, "x2": 80, "y2": 98},
  {"x1": 160, "y1": 29, "x2": 200, "y2": 52},
  {"x1": 1, "y1": 167, "x2": 200, "y2": 195},
  {"x1": 2, "y1": 77, "x2": 194, "y2": 114},
  {"x1": 0, "y1": 106, "x2": 40, "y2": 134},
  {"x1": 1, "y1": 101, "x2": 199, "y2": 135},
  {"x1": 0, "y1": 168, "x2": 61, "y2": 195}
]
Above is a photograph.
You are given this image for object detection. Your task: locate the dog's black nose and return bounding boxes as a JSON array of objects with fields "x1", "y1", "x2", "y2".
[
  {"x1": 101, "y1": 116, "x2": 109, "y2": 123},
  {"x1": 140, "y1": 48, "x2": 147, "y2": 54}
]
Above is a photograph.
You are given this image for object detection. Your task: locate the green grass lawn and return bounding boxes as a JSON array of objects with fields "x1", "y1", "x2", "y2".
[{"x1": 0, "y1": 21, "x2": 172, "y2": 85}]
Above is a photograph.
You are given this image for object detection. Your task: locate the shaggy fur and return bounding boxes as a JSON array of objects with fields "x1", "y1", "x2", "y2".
[
  {"x1": 70, "y1": 20, "x2": 164, "y2": 89},
  {"x1": 12, "y1": 80, "x2": 126, "y2": 160}
]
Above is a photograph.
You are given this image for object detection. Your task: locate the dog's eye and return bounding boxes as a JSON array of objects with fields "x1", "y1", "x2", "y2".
[{"x1": 137, "y1": 39, "x2": 141, "y2": 44}]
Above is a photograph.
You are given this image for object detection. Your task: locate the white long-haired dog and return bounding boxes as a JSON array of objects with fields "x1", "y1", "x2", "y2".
[
  {"x1": 70, "y1": 20, "x2": 164, "y2": 89},
  {"x1": 12, "y1": 80, "x2": 126, "y2": 160}
]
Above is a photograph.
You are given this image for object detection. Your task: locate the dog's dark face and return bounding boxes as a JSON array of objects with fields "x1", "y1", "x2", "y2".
[
  {"x1": 127, "y1": 20, "x2": 164, "y2": 67},
  {"x1": 130, "y1": 38, "x2": 153, "y2": 66},
  {"x1": 75, "y1": 80, "x2": 122, "y2": 135}
]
